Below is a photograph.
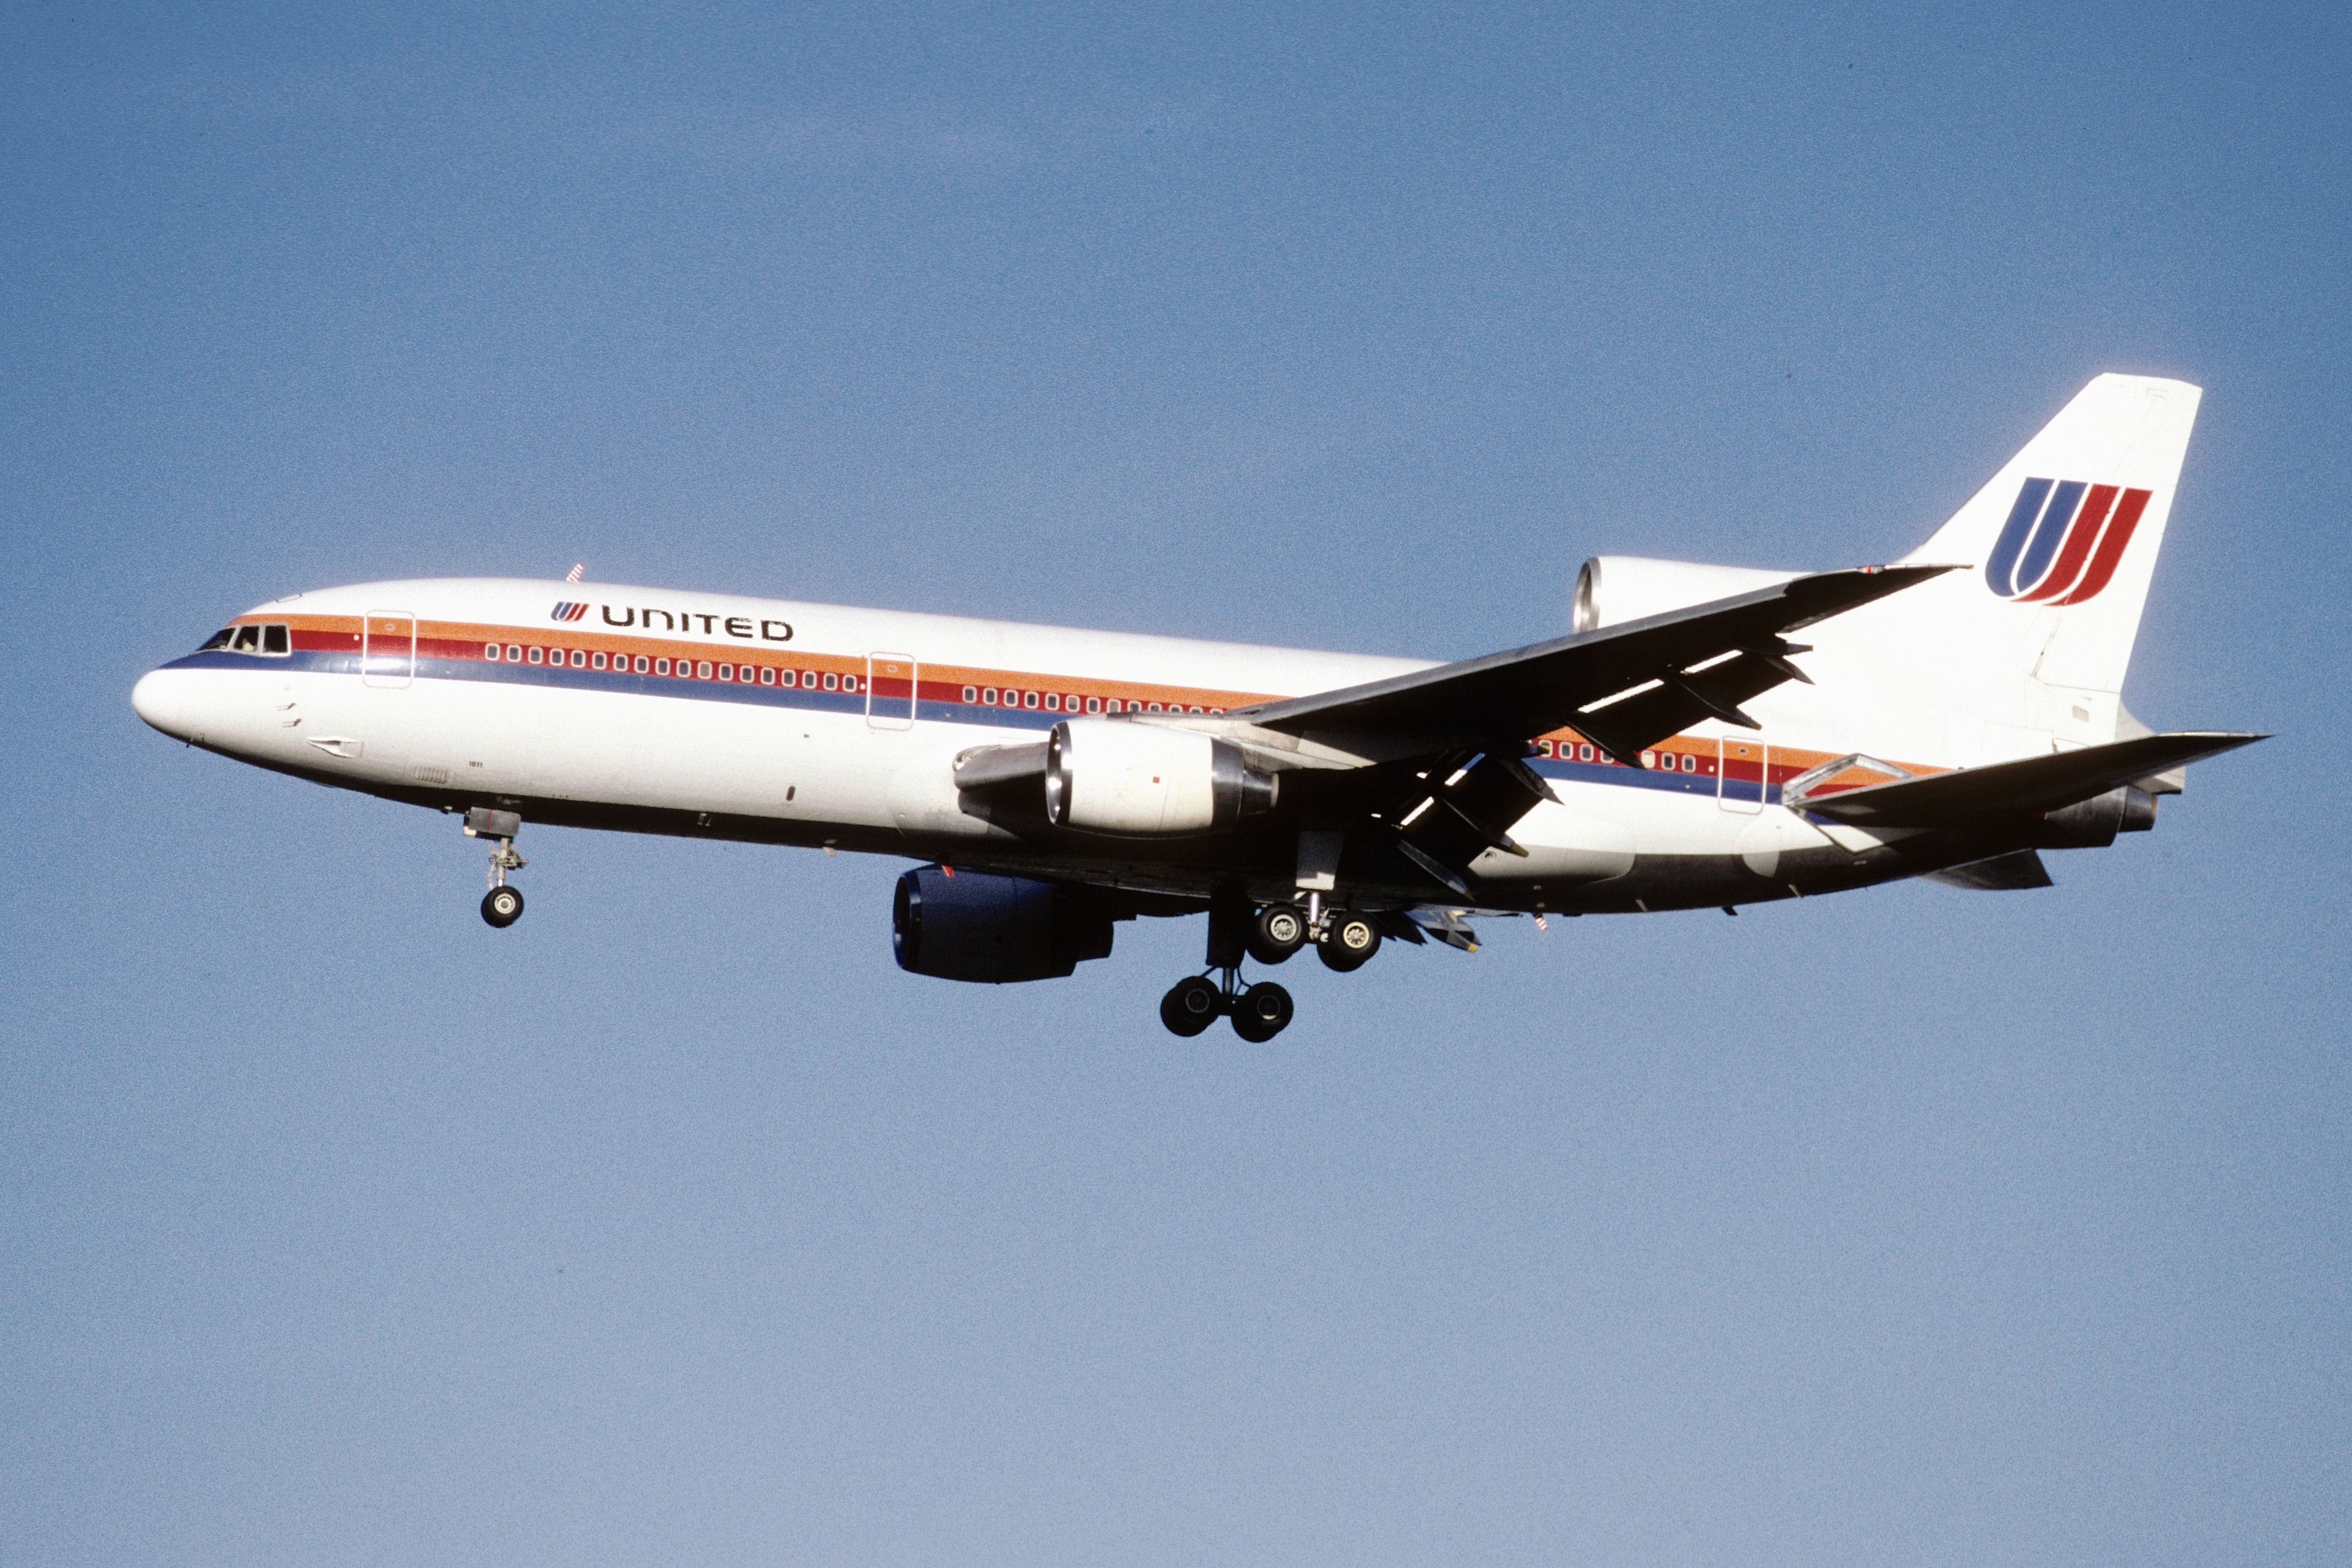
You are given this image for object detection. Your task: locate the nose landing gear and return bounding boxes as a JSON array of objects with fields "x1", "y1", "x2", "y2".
[{"x1": 465, "y1": 806, "x2": 527, "y2": 928}]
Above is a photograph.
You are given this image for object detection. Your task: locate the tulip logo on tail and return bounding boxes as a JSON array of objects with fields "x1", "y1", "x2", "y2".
[
  {"x1": 550, "y1": 601, "x2": 590, "y2": 621},
  {"x1": 1984, "y1": 477, "x2": 2154, "y2": 604}
]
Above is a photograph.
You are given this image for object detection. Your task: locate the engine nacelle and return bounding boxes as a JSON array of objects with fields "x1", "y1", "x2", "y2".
[
  {"x1": 1573, "y1": 555, "x2": 1800, "y2": 634},
  {"x1": 1044, "y1": 719, "x2": 1276, "y2": 836},
  {"x1": 2034, "y1": 786, "x2": 2159, "y2": 849},
  {"x1": 893, "y1": 865, "x2": 1115, "y2": 983}
]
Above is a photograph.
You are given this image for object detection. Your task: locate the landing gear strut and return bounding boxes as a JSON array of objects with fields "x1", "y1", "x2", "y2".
[
  {"x1": 465, "y1": 806, "x2": 527, "y2": 928},
  {"x1": 1158, "y1": 883, "x2": 1296, "y2": 1040}
]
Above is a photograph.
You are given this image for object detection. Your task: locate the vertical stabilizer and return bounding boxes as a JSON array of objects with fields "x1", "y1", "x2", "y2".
[
  {"x1": 1901, "y1": 373, "x2": 2200, "y2": 698},
  {"x1": 1781, "y1": 374, "x2": 2202, "y2": 767}
]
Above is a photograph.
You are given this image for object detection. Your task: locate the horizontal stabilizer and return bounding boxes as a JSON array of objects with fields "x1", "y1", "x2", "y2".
[
  {"x1": 1922, "y1": 850, "x2": 2054, "y2": 890},
  {"x1": 1794, "y1": 731, "x2": 2264, "y2": 828}
]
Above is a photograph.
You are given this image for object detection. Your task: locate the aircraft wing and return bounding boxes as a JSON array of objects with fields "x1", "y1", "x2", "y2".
[
  {"x1": 1789, "y1": 730, "x2": 2265, "y2": 827},
  {"x1": 1229, "y1": 565, "x2": 1952, "y2": 762}
]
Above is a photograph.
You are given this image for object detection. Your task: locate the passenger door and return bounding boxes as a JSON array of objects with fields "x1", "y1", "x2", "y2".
[
  {"x1": 1718, "y1": 736, "x2": 1767, "y2": 813},
  {"x1": 866, "y1": 652, "x2": 916, "y2": 730},
  {"x1": 362, "y1": 611, "x2": 415, "y2": 689}
]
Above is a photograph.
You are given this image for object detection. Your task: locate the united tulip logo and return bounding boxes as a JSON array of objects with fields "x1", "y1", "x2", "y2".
[{"x1": 1983, "y1": 477, "x2": 2152, "y2": 605}]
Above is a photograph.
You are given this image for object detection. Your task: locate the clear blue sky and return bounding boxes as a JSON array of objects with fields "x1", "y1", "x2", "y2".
[{"x1": 4, "y1": 4, "x2": 2347, "y2": 1563}]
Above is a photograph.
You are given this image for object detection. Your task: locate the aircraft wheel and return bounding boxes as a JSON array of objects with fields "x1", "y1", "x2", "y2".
[
  {"x1": 1246, "y1": 903, "x2": 1308, "y2": 965},
  {"x1": 481, "y1": 885, "x2": 525, "y2": 928},
  {"x1": 1229, "y1": 981, "x2": 1293, "y2": 1042},
  {"x1": 1160, "y1": 976, "x2": 1223, "y2": 1037},
  {"x1": 1319, "y1": 913, "x2": 1381, "y2": 972}
]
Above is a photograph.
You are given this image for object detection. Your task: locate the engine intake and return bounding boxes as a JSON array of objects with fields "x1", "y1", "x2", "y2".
[
  {"x1": 893, "y1": 865, "x2": 1117, "y2": 984},
  {"x1": 1573, "y1": 555, "x2": 1800, "y2": 634},
  {"x1": 1044, "y1": 719, "x2": 1276, "y2": 836}
]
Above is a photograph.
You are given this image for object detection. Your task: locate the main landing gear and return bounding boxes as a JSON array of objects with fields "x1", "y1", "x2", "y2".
[
  {"x1": 465, "y1": 806, "x2": 527, "y2": 928},
  {"x1": 1157, "y1": 888, "x2": 1384, "y2": 1039},
  {"x1": 1160, "y1": 970, "x2": 1295, "y2": 1042}
]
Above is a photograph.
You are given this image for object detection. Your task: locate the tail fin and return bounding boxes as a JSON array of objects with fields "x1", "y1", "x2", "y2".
[
  {"x1": 1788, "y1": 374, "x2": 2202, "y2": 766},
  {"x1": 1902, "y1": 373, "x2": 2201, "y2": 697}
]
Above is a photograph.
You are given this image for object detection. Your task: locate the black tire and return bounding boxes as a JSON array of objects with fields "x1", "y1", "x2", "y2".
[
  {"x1": 481, "y1": 885, "x2": 525, "y2": 928},
  {"x1": 1229, "y1": 981, "x2": 1293, "y2": 1042},
  {"x1": 1319, "y1": 913, "x2": 1381, "y2": 972},
  {"x1": 1246, "y1": 903, "x2": 1308, "y2": 965},
  {"x1": 1159, "y1": 975, "x2": 1223, "y2": 1037}
]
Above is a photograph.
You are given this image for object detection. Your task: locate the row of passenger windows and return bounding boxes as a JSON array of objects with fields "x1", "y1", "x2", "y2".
[
  {"x1": 954, "y1": 685, "x2": 1214, "y2": 716},
  {"x1": 485, "y1": 644, "x2": 862, "y2": 691},
  {"x1": 480, "y1": 642, "x2": 1226, "y2": 713},
  {"x1": 198, "y1": 624, "x2": 291, "y2": 656},
  {"x1": 1538, "y1": 737, "x2": 1707, "y2": 773}
]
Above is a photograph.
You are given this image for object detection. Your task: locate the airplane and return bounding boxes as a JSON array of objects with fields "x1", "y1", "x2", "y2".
[{"x1": 132, "y1": 373, "x2": 2261, "y2": 1040}]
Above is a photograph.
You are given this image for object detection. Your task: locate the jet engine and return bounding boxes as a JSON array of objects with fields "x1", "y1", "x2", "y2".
[
  {"x1": 1573, "y1": 555, "x2": 1799, "y2": 633},
  {"x1": 1044, "y1": 719, "x2": 1276, "y2": 836},
  {"x1": 2033, "y1": 785, "x2": 2158, "y2": 848},
  {"x1": 893, "y1": 865, "x2": 1117, "y2": 983}
]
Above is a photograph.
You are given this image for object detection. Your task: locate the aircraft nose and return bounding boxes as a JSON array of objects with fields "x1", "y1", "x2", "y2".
[{"x1": 132, "y1": 667, "x2": 203, "y2": 742}]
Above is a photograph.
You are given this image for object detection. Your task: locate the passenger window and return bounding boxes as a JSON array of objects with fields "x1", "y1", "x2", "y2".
[
  {"x1": 1086, "y1": 696, "x2": 1100, "y2": 713},
  {"x1": 507, "y1": 644, "x2": 522, "y2": 662},
  {"x1": 1045, "y1": 693, "x2": 1060, "y2": 711},
  {"x1": 983, "y1": 688, "x2": 998, "y2": 705},
  {"x1": 823, "y1": 672, "x2": 838, "y2": 690},
  {"x1": 1024, "y1": 690, "x2": 1039, "y2": 709},
  {"x1": 963, "y1": 685, "x2": 977, "y2": 702},
  {"x1": 1147, "y1": 702, "x2": 1163, "y2": 712},
  {"x1": 571, "y1": 650, "x2": 587, "y2": 668},
  {"x1": 262, "y1": 624, "x2": 290, "y2": 655},
  {"x1": 635, "y1": 655, "x2": 649, "y2": 673},
  {"x1": 697, "y1": 661, "x2": 712, "y2": 678},
  {"x1": 528, "y1": 647, "x2": 544, "y2": 665},
  {"x1": 485, "y1": 643, "x2": 501, "y2": 660},
  {"x1": 762, "y1": 667, "x2": 777, "y2": 685},
  {"x1": 717, "y1": 663, "x2": 733, "y2": 681},
  {"x1": 592, "y1": 651, "x2": 607, "y2": 670}
]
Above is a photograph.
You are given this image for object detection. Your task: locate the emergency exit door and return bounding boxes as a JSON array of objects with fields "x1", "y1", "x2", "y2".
[
  {"x1": 866, "y1": 652, "x2": 916, "y2": 729},
  {"x1": 361, "y1": 611, "x2": 415, "y2": 689}
]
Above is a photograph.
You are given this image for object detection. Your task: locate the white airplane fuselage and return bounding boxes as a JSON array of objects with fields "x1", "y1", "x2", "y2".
[{"x1": 131, "y1": 576, "x2": 1912, "y2": 917}]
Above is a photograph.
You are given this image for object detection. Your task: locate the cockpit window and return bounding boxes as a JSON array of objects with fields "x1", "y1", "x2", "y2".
[{"x1": 199, "y1": 623, "x2": 293, "y2": 656}]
